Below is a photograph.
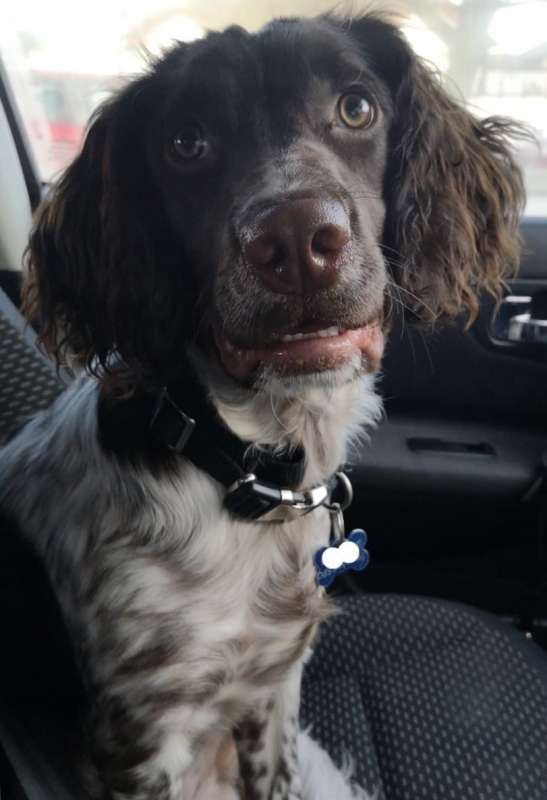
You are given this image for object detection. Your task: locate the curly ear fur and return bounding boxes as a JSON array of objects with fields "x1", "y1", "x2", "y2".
[
  {"x1": 22, "y1": 70, "x2": 187, "y2": 386},
  {"x1": 344, "y1": 14, "x2": 528, "y2": 324}
]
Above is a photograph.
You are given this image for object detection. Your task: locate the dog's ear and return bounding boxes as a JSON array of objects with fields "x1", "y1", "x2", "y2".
[
  {"x1": 342, "y1": 15, "x2": 527, "y2": 323},
  {"x1": 22, "y1": 71, "x2": 183, "y2": 380}
]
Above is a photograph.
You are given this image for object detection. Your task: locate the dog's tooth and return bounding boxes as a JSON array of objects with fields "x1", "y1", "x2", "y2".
[
  {"x1": 281, "y1": 332, "x2": 305, "y2": 342},
  {"x1": 316, "y1": 326, "x2": 339, "y2": 338},
  {"x1": 280, "y1": 327, "x2": 340, "y2": 342}
]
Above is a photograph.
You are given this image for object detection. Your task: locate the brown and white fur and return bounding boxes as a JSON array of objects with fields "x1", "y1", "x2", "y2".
[
  {"x1": 0, "y1": 12, "x2": 525, "y2": 800},
  {"x1": 1, "y1": 373, "x2": 381, "y2": 799}
]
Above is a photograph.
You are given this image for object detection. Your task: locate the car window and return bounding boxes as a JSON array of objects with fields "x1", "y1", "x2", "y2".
[{"x1": 1, "y1": 0, "x2": 546, "y2": 217}]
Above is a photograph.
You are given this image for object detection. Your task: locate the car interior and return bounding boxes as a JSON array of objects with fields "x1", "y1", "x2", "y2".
[{"x1": 1, "y1": 2, "x2": 547, "y2": 798}]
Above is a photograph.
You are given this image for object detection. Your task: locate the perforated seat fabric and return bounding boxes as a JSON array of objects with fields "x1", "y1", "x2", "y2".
[
  {"x1": 300, "y1": 593, "x2": 547, "y2": 800},
  {"x1": 0, "y1": 289, "x2": 64, "y2": 445},
  {"x1": 2, "y1": 578, "x2": 547, "y2": 798}
]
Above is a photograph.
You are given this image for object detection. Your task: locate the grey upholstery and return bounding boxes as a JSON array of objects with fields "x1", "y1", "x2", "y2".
[
  {"x1": 301, "y1": 593, "x2": 547, "y2": 800},
  {"x1": 0, "y1": 288, "x2": 65, "y2": 445}
]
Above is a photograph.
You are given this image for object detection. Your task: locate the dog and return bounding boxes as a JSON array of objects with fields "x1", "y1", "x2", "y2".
[{"x1": 0, "y1": 12, "x2": 525, "y2": 800}]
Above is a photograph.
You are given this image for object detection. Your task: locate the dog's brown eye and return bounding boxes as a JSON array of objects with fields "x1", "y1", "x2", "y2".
[
  {"x1": 171, "y1": 125, "x2": 209, "y2": 161},
  {"x1": 338, "y1": 93, "x2": 375, "y2": 129}
]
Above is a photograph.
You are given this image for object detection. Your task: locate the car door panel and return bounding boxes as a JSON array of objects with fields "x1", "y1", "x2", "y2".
[{"x1": 350, "y1": 219, "x2": 547, "y2": 521}]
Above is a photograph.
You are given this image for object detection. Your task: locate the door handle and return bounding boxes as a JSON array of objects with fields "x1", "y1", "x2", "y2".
[
  {"x1": 508, "y1": 312, "x2": 547, "y2": 344},
  {"x1": 493, "y1": 295, "x2": 547, "y2": 345}
]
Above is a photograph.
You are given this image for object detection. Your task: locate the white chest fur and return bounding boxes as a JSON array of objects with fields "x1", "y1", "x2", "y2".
[{"x1": 83, "y1": 462, "x2": 332, "y2": 712}]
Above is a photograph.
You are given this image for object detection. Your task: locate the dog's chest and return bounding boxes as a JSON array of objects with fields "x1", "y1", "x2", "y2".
[
  {"x1": 79, "y1": 475, "x2": 333, "y2": 713},
  {"x1": 194, "y1": 510, "x2": 332, "y2": 694}
]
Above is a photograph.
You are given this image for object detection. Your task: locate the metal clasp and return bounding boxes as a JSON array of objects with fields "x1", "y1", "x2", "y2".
[
  {"x1": 281, "y1": 484, "x2": 330, "y2": 512},
  {"x1": 225, "y1": 476, "x2": 330, "y2": 521},
  {"x1": 224, "y1": 470, "x2": 354, "y2": 524}
]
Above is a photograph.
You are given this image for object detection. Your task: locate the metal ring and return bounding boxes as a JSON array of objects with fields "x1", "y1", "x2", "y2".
[
  {"x1": 329, "y1": 502, "x2": 346, "y2": 540},
  {"x1": 334, "y1": 471, "x2": 354, "y2": 511}
]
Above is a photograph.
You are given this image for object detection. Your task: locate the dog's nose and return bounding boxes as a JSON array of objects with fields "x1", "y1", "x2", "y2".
[{"x1": 242, "y1": 198, "x2": 351, "y2": 294}]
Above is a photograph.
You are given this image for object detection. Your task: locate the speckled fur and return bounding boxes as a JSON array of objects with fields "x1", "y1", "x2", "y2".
[{"x1": 0, "y1": 371, "x2": 380, "y2": 799}]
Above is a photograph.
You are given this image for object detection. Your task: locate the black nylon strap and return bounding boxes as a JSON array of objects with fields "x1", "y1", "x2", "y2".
[{"x1": 150, "y1": 381, "x2": 306, "y2": 492}]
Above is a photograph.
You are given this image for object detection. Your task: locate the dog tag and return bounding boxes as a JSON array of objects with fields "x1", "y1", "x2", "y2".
[{"x1": 314, "y1": 528, "x2": 370, "y2": 588}]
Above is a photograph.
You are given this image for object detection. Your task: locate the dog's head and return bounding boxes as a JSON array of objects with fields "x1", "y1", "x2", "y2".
[{"x1": 24, "y1": 14, "x2": 525, "y2": 399}]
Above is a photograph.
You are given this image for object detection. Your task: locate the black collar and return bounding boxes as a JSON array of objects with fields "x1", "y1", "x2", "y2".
[{"x1": 148, "y1": 372, "x2": 348, "y2": 521}]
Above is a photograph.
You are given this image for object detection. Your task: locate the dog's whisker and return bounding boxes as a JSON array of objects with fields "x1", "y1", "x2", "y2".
[
  {"x1": 385, "y1": 280, "x2": 411, "y2": 337},
  {"x1": 390, "y1": 280, "x2": 437, "y2": 321},
  {"x1": 382, "y1": 258, "x2": 438, "y2": 322}
]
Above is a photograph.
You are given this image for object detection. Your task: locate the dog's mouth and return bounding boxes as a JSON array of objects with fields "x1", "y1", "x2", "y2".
[{"x1": 212, "y1": 319, "x2": 384, "y2": 383}]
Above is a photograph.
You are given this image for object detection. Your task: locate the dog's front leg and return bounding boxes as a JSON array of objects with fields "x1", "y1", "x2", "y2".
[
  {"x1": 90, "y1": 696, "x2": 242, "y2": 800},
  {"x1": 81, "y1": 545, "x2": 242, "y2": 800},
  {"x1": 235, "y1": 665, "x2": 303, "y2": 800}
]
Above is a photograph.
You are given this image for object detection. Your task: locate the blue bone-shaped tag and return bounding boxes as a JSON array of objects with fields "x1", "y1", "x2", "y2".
[{"x1": 314, "y1": 529, "x2": 369, "y2": 588}]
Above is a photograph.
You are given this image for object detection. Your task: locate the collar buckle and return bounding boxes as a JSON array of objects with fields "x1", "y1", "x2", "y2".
[{"x1": 150, "y1": 389, "x2": 196, "y2": 454}]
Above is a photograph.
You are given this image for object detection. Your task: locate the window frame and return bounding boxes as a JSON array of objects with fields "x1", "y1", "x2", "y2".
[{"x1": 0, "y1": 55, "x2": 43, "y2": 211}]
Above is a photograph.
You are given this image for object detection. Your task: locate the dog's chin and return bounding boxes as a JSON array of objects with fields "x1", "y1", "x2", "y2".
[{"x1": 253, "y1": 355, "x2": 365, "y2": 398}]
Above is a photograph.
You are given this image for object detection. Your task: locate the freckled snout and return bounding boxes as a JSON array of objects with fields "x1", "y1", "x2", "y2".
[{"x1": 240, "y1": 197, "x2": 351, "y2": 294}]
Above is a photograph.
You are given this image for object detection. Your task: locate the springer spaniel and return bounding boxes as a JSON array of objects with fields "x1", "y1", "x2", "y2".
[{"x1": 0, "y1": 13, "x2": 525, "y2": 800}]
